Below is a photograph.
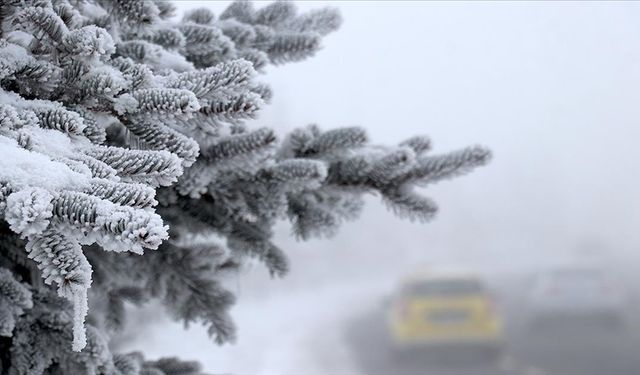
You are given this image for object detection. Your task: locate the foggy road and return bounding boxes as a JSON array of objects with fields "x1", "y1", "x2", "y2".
[
  {"x1": 507, "y1": 328, "x2": 640, "y2": 375},
  {"x1": 345, "y1": 305, "x2": 640, "y2": 375},
  {"x1": 345, "y1": 308, "x2": 524, "y2": 375},
  {"x1": 500, "y1": 278, "x2": 640, "y2": 375}
]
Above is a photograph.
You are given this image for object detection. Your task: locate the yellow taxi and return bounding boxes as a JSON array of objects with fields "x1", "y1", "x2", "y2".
[{"x1": 387, "y1": 270, "x2": 503, "y2": 359}]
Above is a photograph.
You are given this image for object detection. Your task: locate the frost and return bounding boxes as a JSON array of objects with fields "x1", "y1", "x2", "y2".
[
  {"x1": 0, "y1": 103, "x2": 22, "y2": 129},
  {"x1": 91, "y1": 198, "x2": 169, "y2": 253},
  {"x1": 61, "y1": 25, "x2": 115, "y2": 58},
  {"x1": 70, "y1": 288, "x2": 89, "y2": 351},
  {"x1": 0, "y1": 41, "x2": 30, "y2": 78},
  {"x1": 0, "y1": 268, "x2": 33, "y2": 337},
  {"x1": 26, "y1": 229, "x2": 92, "y2": 352},
  {"x1": 4, "y1": 187, "x2": 53, "y2": 237},
  {"x1": 113, "y1": 93, "x2": 139, "y2": 115}
]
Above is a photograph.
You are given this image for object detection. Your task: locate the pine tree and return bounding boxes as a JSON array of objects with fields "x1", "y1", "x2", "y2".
[{"x1": 0, "y1": 1, "x2": 491, "y2": 373}]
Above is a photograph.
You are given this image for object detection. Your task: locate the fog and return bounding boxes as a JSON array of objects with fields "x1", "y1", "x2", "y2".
[{"x1": 119, "y1": 2, "x2": 640, "y2": 374}]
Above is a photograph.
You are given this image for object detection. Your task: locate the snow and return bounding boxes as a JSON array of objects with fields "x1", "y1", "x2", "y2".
[
  {"x1": 17, "y1": 126, "x2": 81, "y2": 158},
  {"x1": 0, "y1": 136, "x2": 90, "y2": 191},
  {"x1": 78, "y1": 1, "x2": 109, "y2": 20},
  {"x1": 4, "y1": 31, "x2": 35, "y2": 50},
  {"x1": 154, "y1": 49, "x2": 195, "y2": 73}
]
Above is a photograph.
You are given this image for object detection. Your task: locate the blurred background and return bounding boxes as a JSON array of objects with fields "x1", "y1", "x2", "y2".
[{"x1": 118, "y1": 1, "x2": 640, "y2": 374}]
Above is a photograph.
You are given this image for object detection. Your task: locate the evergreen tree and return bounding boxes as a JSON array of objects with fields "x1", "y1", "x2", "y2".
[{"x1": 0, "y1": 1, "x2": 491, "y2": 373}]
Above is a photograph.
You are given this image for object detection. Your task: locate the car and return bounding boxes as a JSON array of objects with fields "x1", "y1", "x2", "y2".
[
  {"x1": 526, "y1": 266, "x2": 627, "y2": 332},
  {"x1": 386, "y1": 270, "x2": 504, "y2": 361}
]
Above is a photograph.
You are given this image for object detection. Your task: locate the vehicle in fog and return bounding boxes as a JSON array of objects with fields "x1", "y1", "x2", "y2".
[
  {"x1": 526, "y1": 265, "x2": 627, "y2": 332},
  {"x1": 386, "y1": 269, "x2": 504, "y2": 361}
]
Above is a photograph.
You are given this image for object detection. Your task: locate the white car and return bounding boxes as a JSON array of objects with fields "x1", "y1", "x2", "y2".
[{"x1": 526, "y1": 266, "x2": 627, "y2": 331}]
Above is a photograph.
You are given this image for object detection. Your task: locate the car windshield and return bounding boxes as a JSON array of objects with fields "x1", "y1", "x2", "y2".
[{"x1": 405, "y1": 278, "x2": 484, "y2": 297}]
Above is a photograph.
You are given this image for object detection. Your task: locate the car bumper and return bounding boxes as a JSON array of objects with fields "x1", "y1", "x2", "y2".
[
  {"x1": 389, "y1": 337, "x2": 505, "y2": 362},
  {"x1": 392, "y1": 336, "x2": 503, "y2": 349}
]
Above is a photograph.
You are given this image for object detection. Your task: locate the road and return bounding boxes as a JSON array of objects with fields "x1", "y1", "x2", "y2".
[
  {"x1": 345, "y1": 308, "x2": 528, "y2": 375},
  {"x1": 121, "y1": 273, "x2": 640, "y2": 375},
  {"x1": 345, "y1": 304, "x2": 640, "y2": 375}
]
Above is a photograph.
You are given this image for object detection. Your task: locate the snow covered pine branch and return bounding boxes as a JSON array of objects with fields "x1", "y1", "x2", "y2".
[{"x1": 0, "y1": 0, "x2": 491, "y2": 373}]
